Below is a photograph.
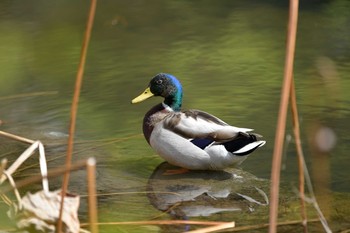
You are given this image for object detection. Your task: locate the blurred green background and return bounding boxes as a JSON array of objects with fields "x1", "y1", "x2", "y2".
[{"x1": 0, "y1": 0, "x2": 349, "y2": 232}]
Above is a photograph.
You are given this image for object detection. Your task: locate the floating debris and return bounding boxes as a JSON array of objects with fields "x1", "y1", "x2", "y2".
[
  {"x1": 0, "y1": 131, "x2": 86, "y2": 233},
  {"x1": 9, "y1": 190, "x2": 81, "y2": 233}
]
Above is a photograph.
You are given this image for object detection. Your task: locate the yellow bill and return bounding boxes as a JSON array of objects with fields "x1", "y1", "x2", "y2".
[{"x1": 131, "y1": 87, "x2": 154, "y2": 103}]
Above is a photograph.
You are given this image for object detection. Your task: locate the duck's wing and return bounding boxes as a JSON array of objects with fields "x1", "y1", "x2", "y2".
[{"x1": 162, "y1": 109, "x2": 253, "y2": 142}]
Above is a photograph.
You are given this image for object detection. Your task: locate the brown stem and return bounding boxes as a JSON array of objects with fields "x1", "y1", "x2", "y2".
[
  {"x1": 0, "y1": 160, "x2": 87, "y2": 194},
  {"x1": 290, "y1": 79, "x2": 308, "y2": 232},
  {"x1": 269, "y1": 0, "x2": 299, "y2": 232},
  {"x1": 0, "y1": 130, "x2": 35, "y2": 145},
  {"x1": 87, "y1": 158, "x2": 99, "y2": 233},
  {"x1": 57, "y1": 0, "x2": 97, "y2": 232}
]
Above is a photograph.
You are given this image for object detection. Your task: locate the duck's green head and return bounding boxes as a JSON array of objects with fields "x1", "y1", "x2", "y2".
[{"x1": 132, "y1": 73, "x2": 183, "y2": 111}]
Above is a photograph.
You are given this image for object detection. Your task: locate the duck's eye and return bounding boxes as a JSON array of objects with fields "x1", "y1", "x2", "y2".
[{"x1": 156, "y1": 79, "x2": 163, "y2": 85}]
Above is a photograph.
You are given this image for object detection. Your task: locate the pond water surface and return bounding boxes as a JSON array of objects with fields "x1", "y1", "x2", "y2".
[{"x1": 0, "y1": 1, "x2": 350, "y2": 232}]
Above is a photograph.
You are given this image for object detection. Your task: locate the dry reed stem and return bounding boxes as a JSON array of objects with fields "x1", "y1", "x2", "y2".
[
  {"x1": 227, "y1": 219, "x2": 320, "y2": 232},
  {"x1": 269, "y1": 0, "x2": 299, "y2": 233},
  {"x1": 0, "y1": 131, "x2": 49, "y2": 191},
  {"x1": 297, "y1": 153, "x2": 332, "y2": 232},
  {"x1": 0, "y1": 141, "x2": 47, "y2": 188},
  {"x1": 86, "y1": 158, "x2": 98, "y2": 233},
  {"x1": 290, "y1": 79, "x2": 307, "y2": 232},
  {"x1": 0, "y1": 130, "x2": 35, "y2": 144},
  {"x1": 80, "y1": 220, "x2": 230, "y2": 227},
  {"x1": 1, "y1": 170, "x2": 22, "y2": 209},
  {"x1": 0, "y1": 159, "x2": 87, "y2": 194},
  {"x1": 57, "y1": 0, "x2": 97, "y2": 232},
  {"x1": 185, "y1": 222, "x2": 235, "y2": 233},
  {"x1": 0, "y1": 159, "x2": 6, "y2": 177},
  {"x1": 79, "y1": 219, "x2": 321, "y2": 232},
  {"x1": 0, "y1": 192, "x2": 13, "y2": 206}
]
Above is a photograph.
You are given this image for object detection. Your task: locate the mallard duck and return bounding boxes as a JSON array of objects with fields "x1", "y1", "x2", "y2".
[{"x1": 132, "y1": 73, "x2": 266, "y2": 170}]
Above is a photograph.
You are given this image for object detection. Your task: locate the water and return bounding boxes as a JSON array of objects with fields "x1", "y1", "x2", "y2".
[{"x1": 0, "y1": 1, "x2": 350, "y2": 232}]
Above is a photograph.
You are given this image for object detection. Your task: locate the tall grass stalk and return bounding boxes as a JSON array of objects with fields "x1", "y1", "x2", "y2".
[
  {"x1": 57, "y1": 0, "x2": 97, "y2": 232},
  {"x1": 290, "y1": 79, "x2": 308, "y2": 232},
  {"x1": 268, "y1": 0, "x2": 299, "y2": 232}
]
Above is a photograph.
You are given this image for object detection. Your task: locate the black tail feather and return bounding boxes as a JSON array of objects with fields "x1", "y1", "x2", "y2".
[{"x1": 223, "y1": 132, "x2": 262, "y2": 156}]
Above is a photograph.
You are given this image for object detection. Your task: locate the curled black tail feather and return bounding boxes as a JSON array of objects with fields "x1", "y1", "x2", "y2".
[{"x1": 223, "y1": 132, "x2": 264, "y2": 156}]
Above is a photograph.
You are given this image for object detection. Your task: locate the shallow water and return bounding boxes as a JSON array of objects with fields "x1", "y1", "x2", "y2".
[{"x1": 0, "y1": 1, "x2": 350, "y2": 232}]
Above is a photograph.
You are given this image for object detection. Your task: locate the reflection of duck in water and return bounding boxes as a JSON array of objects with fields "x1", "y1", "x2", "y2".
[
  {"x1": 147, "y1": 162, "x2": 269, "y2": 218},
  {"x1": 132, "y1": 73, "x2": 266, "y2": 170}
]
